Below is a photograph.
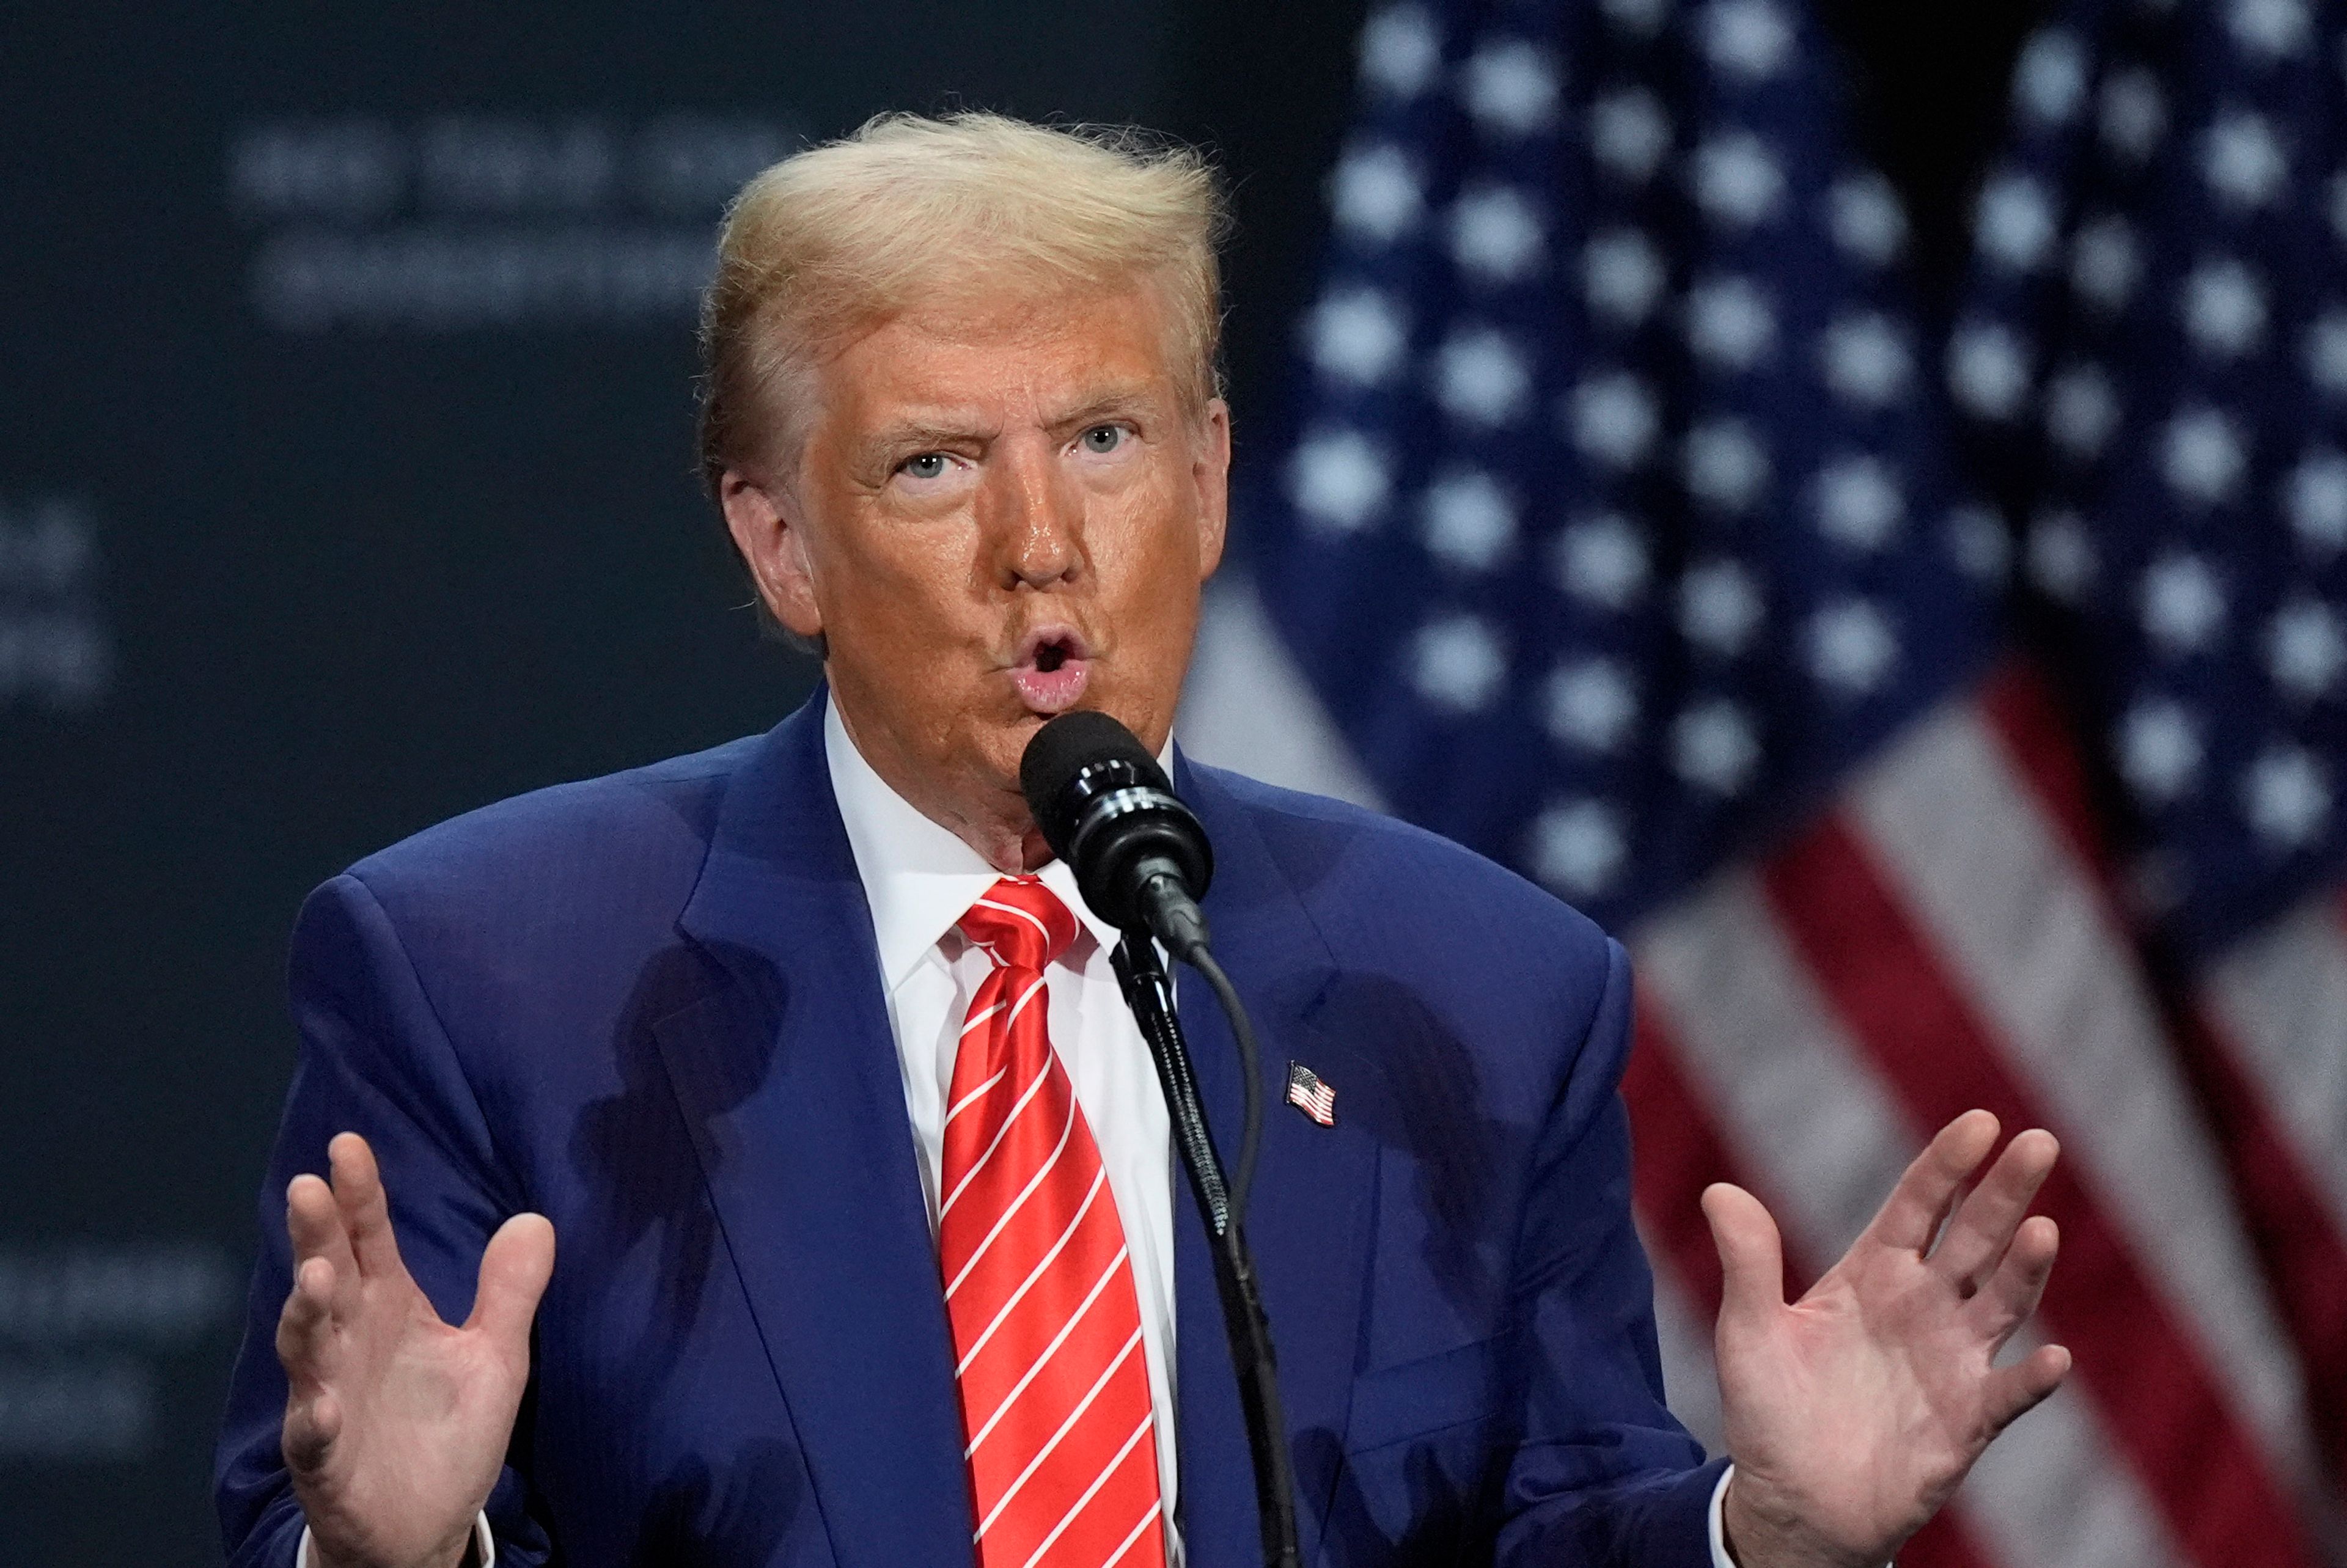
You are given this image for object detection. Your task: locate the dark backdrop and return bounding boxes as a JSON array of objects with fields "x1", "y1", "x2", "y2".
[{"x1": 0, "y1": 4, "x2": 2031, "y2": 1559}]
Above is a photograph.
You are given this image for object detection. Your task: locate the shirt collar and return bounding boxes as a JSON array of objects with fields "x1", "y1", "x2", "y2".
[{"x1": 823, "y1": 692, "x2": 1164, "y2": 989}]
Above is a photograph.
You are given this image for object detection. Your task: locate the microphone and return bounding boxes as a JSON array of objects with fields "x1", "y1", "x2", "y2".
[
  {"x1": 1019, "y1": 709, "x2": 1302, "y2": 1568},
  {"x1": 1019, "y1": 709, "x2": 1214, "y2": 961}
]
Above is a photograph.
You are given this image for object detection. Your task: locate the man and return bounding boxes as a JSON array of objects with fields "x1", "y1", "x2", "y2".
[{"x1": 216, "y1": 114, "x2": 2069, "y2": 1568}]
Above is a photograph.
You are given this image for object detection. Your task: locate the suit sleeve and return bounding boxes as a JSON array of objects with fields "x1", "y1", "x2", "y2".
[
  {"x1": 214, "y1": 872, "x2": 556, "y2": 1568},
  {"x1": 1493, "y1": 936, "x2": 1727, "y2": 1567}
]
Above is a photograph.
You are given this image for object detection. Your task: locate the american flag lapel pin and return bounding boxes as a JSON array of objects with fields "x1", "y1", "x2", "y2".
[{"x1": 1285, "y1": 1060, "x2": 1337, "y2": 1127}]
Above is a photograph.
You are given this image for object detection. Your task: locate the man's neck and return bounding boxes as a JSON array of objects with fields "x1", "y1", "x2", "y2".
[
  {"x1": 823, "y1": 687, "x2": 1174, "y2": 876},
  {"x1": 826, "y1": 692, "x2": 1037, "y2": 873}
]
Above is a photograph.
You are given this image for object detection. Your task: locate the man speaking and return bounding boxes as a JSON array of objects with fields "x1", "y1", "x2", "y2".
[{"x1": 215, "y1": 114, "x2": 2070, "y2": 1568}]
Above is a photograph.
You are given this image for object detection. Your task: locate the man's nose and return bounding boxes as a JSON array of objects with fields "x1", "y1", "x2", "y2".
[{"x1": 984, "y1": 441, "x2": 1083, "y2": 588}]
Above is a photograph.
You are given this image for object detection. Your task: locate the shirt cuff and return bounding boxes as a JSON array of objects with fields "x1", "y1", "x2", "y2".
[
  {"x1": 298, "y1": 1512, "x2": 496, "y2": 1568},
  {"x1": 1708, "y1": 1464, "x2": 1738, "y2": 1568},
  {"x1": 1709, "y1": 1468, "x2": 1896, "y2": 1568}
]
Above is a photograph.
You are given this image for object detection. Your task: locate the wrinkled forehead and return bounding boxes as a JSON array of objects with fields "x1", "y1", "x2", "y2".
[
  {"x1": 816, "y1": 288, "x2": 1181, "y2": 458},
  {"x1": 771, "y1": 274, "x2": 1199, "y2": 462}
]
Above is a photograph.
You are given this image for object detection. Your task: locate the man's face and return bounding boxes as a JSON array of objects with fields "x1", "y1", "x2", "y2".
[{"x1": 721, "y1": 279, "x2": 1230, "y2": 865}]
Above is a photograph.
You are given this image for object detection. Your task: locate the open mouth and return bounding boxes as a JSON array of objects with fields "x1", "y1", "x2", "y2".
[{"x1": 1012, "y1": 626, "x2": 1092, "y2": 714}]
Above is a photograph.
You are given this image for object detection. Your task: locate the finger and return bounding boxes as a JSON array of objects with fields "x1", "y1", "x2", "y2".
[
  {"x1": 465, "y1": 1212, "x2": 557, "y2": 1347},
  {"x1": 1932, "y1": 1129, "x2": 2060, "y2": 1292},
  {"x1": 282, "y1": 1386, "x2": 343, "y2": 1477},
  {"x1": 328, "y1": 1132, "x2": 407, "y2": 1281},
  {"x1": 1969, "y1": 1214, "x2": 2060, "y2": 1345},
  {"x1": 1982, "y1": 1342, "x2": 2071, "y2": 1436},
  {"x1": 274, "y1": 1255, "x2": 340, "y2": 1391},
  {"x1": 1862, "y1": 1110, "x2": 2000, "y2": 1255},
  {"x1": 286, "y1": 1172, "x2": 359, "y2": 1305},
  {"x1": 1702, "y1": 1183, "x2": 1785, "y2": 1330}
]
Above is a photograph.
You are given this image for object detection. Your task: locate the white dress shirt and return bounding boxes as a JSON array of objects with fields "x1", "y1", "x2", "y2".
[
  {"x1": 306, "y1": 696, "x2": 1748, "y2": 1568},
  {"x1": 823, "y1": 697, "x2": 1186, "y2": 1563}
]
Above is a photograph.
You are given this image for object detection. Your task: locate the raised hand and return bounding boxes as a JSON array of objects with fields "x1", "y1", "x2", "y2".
[
  {"x1": 1706, "y1": 1110, "x2": 2071, "y2": 1568},
  {"x1": 276, "y1": 1132, "x2": 556, "y2": 1568}
]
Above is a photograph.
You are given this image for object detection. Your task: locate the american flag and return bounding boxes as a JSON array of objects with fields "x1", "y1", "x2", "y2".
[
  {"x1": 1945, "y1": 0, "x2": 2347, "y2": 1548},
  {"x1": 1178, "y1": 1, "x2": 2345, "y2": 1564},
  {"x1": 1285, "y1": 1059, "x2": 1339, "y2": 1126}
]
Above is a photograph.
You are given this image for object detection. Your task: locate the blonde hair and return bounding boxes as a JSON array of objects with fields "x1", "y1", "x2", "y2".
[{"x1": 697, "y1": 111, "x2": 1229, "y2": 494}]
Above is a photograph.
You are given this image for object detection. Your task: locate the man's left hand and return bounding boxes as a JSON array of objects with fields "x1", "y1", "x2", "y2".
[{"x1": 1706, "y1": 1109, "x2": 2072, "y2": 1568}]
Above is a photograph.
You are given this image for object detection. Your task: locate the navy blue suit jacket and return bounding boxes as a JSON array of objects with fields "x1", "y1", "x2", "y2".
[{"x1": 216, "y1": 691, "x2": 1722, "y2": 1566}]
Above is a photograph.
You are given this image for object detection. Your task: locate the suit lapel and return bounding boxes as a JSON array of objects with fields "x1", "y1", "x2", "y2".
[
  {"x1": 642, "y1": 706, "x2": 1383, "y2": 1567},
  {"x1": 1171, "y1": 758, "x2": 1381, "y2": 1567},
  {"x1": 654, "y1": 694, "x2": 974, "y2": 1568}
]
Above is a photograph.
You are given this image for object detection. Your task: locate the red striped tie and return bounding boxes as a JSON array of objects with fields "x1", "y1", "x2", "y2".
[{"x1": 939, "y1": 876, "x2": 1167, "y2": 1568}]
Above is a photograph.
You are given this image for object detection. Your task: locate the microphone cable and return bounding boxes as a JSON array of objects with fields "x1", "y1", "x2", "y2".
[{"x1": 1185, "y1": 943, "x2": 1262, "y2": 1227}]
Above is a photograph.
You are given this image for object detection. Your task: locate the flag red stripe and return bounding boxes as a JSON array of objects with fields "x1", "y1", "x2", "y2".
[
  {"x1": 1974, "y1": 662, "x2": 2106, "y2": 879},
  {"x1": 1624, "y1": 1001, "x2": 1999, "y2": 1568},
  {"x1": 2181, "y1": 995, "x2": 2347, "y2": 1484},
  {"x1": 1760, "y1": 814, "x2": 2321, "y2": 1568},
  {"x1": 1981, "y1": 662, "x2": 2347, "y2": 1486},
  {"x1": 1625, "y1": 1001, "x2": 1754, "y2": 1308}
]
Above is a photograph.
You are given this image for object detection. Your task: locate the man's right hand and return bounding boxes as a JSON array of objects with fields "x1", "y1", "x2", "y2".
[{"x1": 276, "y1": 1132, "x2": 556, "y2": 1568}]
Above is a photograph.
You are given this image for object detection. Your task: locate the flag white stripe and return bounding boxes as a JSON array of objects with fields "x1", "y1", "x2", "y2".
[
  {"x1": 1177, "y1": 576, "x2": 1390, "y2": 810},
  {"x1": 1849, "y1": 704, "x2": 2313, "y2": 1481},
  {"x1": 1636, "y1": 875, "x2": 1913, "y2": 1257},
  {"x1": 2203, "y1": 898, "x2": 2347, "y2": 1242},
  {"x1": 1642, "y1": 1253, "x2": 1725, "y2": 1457},
  {"x1": 1636, "y1": 875, "x2": 2192, "y2": 1568},
  {"x1": 1959, "y1": 1343, "x2": 2198, "y2": 1568}
]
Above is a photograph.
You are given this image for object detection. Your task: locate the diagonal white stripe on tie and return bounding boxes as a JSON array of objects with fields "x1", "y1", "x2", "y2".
[
  {"x1": 955, "y1": 1167, "x2": 1109, "y2": 1374},
  {"x1": 1016, "y1": 1412, "x2": 1156, "y2": 1568},
  {"x1": 946, "y1": 1095, "x2": 1079, "y2": 1296},
  {"x1": 941, "y1": 1055, "x2": 1058, "y2": 1217},
  {"x1": 964, "y1": 1244, "x2": 1130, "y2": 1457},
  {"x1": 973, "y1": 1327, "x2": 1146, "y2": 1541}
]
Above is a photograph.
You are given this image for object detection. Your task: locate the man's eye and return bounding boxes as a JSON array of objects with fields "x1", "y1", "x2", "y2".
[
  {"x1": 1079, "y1": 425, "x2": 1125, "y2": 454},
  {"x1": 902, "y1": 453, "x2": 950, "y2": 480}
]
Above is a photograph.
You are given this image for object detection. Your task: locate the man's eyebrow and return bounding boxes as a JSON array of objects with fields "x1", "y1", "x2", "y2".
[
  {"x1": 856, "y1": 416, "x2": 993, "y2": 455},
  {"x1": 1043, "y1": 384, "x2": 1164, "y2": 431},
  {"x1": 853, "y1": 386, "x2": 1167, "y2": 458}
]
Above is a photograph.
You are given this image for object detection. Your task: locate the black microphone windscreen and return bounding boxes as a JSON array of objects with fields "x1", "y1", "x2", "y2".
[{"x1": 1019, "y1": 710, "x2": 1169, "y2": 859}]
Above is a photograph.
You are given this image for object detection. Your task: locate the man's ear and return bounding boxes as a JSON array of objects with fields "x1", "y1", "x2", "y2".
[
  {"x1": 719, "y1": 468, "x2": 823, "y2": 639},
  {"x1": 1192, "y1": 397, "x2": 1233, "y2": 582}
]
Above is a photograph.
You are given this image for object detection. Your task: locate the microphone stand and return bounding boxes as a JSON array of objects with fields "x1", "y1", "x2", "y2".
[{"x1": 1111, "y1": 935, "x2": 1302, "y2": 1568}]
